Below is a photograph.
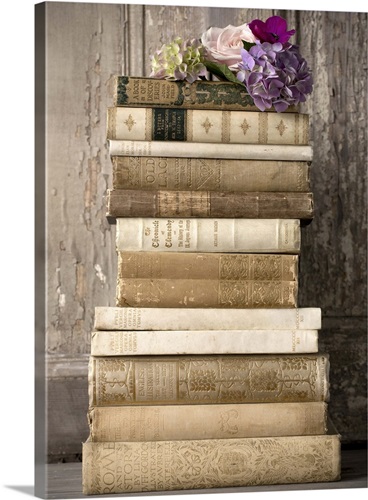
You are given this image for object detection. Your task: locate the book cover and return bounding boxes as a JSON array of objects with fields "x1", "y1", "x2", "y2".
[
  {"x1": 82, "y1": 430, "x2": 341, "y2": 494},
  {"x1": 87, "y1": 402, "x2": 328, "y2": 441},
  {"x1": 116, "y1": 278, "x2": 298, "y2": 308},
  {"x1": 106, "y1": 189, "x2": 314, "y2": 220},
  {"x1": 94, "y1": 306, "x2": 322, "y2": 331},
  {"x1": 113, "y1": 75, "x2": 299, "y2": 111},
  {"x1": 88, "y1": 354, "x2": 330, "y2": 406},
  {"x1": 90, "y1": 329, "x2": 318, "y2": 355},
  {"x1": 106, "y1": 107, "x2": 309, "y2": 144},
  {"x1": 115, "y1": 217, "x2": 301, "y2": 253},
  {"x1": 109, "y1": 140, "x2": 314, "y2": 161},
  {"x1": 111, "y1": 155, "x2": 311, "y2": 192},
  {"x1": 117, "y1": 252, "x2": 299, "y2": 280}
]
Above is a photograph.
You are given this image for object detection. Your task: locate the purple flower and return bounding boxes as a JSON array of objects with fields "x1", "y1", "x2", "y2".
[
  {"x1": 249, "y1": 16, "x2": 296, "y2": 45},
  {"x1": 237, "y1": 42, "x2": 313, "y2": 112}
]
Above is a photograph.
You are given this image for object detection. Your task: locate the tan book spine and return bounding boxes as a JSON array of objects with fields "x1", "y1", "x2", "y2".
[
  {"x1": 109, "y1": 140, "x2": 314, "y2": 161},
  {"x1": 106, "y1": 189, "x2": 314, "y2": 220},
  {"x1": 111, "y1": 156, "x2": 311, "y2": 192},
  {"x1": 88, "y1": 354, "x2": 329, "y2": 406},
  {"x1": 116, "y1": 278, "x2": 298, "y2": 308},
  {"x1": 116, "y1": 218, "x2": 301, "y2": 254},
  {"x1": 90, "y1": 329, "x2": 318, "y2": 356},
  {"x1": 106, "y1": 107, "x2": 309, "y2": 145},
  {"x1": 117, "y1": 252, "x2": 298, "y2": 280},
  {"x1": 82, "y1": 432, "x2": 341, "y2": 494},
  {"x1": 93, "y1": 306, "x2": 322, "y2": 331},
  {"x1": 88, "y1": 402, "x2": 328, "y2": 442}
]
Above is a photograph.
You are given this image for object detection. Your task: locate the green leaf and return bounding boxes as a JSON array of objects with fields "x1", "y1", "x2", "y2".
[
  {"x1": 204, "y1": 60, "x2": 243, "y2": 85},
  {"x1": 242, "y1": 41, "x2": 256, "y2": 51}
]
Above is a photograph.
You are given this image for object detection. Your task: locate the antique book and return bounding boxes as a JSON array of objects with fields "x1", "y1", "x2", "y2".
[
  {"x1": 90, "y1": 329, "x2": 318, "y2": 355},
  {"x1": 106, "y1": 107, "x2": 309, "y2": 145},
  {"x1": 112, "y1": 75, "x2": 298, "y2": 111},
  {"x1": 109, "y1": 140, "x2": 313, "y2": 161},
  {"x1": 94, "y1": 306, "x2": 322, "y2": 331},
  {"x1": 82, "y1": 429, "x2": 341, "y2": 494},
  {"x1": 117, "y1": 252, "x2": 299, "y2": 281},
  {"x1": 111, "y1": 155, "x2": 311, "y2": 192},
  {"x1": 116, "y1": 278, "x2": 298, "y2": 308},
  {"x1": 88, "y1": 354, "x2": 329, "y2": 406},
  {"x1": 115, "y1": 218, "x2": 301, "y2": 253},
  {"x1": 106, "y1": 189, "x2": 314, "y2": 220},
  {"x1": 88, "y1": 401, "x2": 328, "y2": 442}
]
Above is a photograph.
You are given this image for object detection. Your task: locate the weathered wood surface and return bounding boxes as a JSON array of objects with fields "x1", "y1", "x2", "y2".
[{"x1": 39, "y1": 2, "x2": 367, "y2": 461}]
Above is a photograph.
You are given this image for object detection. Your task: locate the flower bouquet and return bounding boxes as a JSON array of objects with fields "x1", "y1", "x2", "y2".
[{"x1": 150, "y1": 15, "x2": 313, "y2": 112}]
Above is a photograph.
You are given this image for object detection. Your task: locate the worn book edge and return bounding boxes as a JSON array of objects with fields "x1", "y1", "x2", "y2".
[
  {"x1": 93, "y1": 306, "x2": 322, "y2": 331},
  {"x1": 90, "y1": 329, "x2": 319, "y2": 355},
  {"x1": 109, "y1": 140, "x2": 314, "y2": 161},
  {"x1": 88, "y1": 353, "x2": 330, "y2": 406},
  {"x1": 115, "y1": 218, "x2": 301, "y2": 253},
  {"x1": 87, "y1": 401, "x2": 328, "y2": 442},
  {"x1": 82, "y1": 421, "x2": 340, "y2": 494}
]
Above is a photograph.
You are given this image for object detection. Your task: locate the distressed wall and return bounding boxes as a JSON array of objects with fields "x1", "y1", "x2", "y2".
[{"x1": 38, "y1": 2, "x2": 367, "y2": 461}]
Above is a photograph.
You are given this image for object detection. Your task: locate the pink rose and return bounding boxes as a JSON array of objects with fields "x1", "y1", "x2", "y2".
[{"x1": 201, "y1": 23, "x2": 257, "y2": 71}]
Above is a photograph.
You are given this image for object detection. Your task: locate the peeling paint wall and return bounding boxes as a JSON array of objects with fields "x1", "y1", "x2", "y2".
[
  {"x1": 42, "y1": 3, "x2": 367, "y2": 460},
  {"x1": 46, "y1": 2, "x2": 121, "y2": 356}
]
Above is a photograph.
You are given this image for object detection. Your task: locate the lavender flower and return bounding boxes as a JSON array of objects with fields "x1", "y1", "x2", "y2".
[
  {"x1": 237, "y1": 42, "x2": 313, "y2": 112},
  {"x1": 150, "y1": 37, "x2": 207, "y2": 83}
]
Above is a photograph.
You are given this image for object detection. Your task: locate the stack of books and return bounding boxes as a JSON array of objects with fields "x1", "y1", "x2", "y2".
[{"x1": 82, "y1": 76, "x2": 341, "y2": 495}]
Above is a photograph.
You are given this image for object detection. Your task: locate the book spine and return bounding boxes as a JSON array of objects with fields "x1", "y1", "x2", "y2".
[
  {"x1": 107, "y1": 189, "x2": 314, "y2": 219},
  {"x1": 82, "y1": 433, "x2": 340, "y2": 494},
  {"x1": 111, "y1": 156, "x2": 311, "y2": 192},
  {"x1": 88, "y1": 354, "x2": 329, "y2": 406},
  {"x1": 116, "y1": 279, "x2": 298, "y2": 308},
  {"x1": 117, "y1": 252, "x2": 299, "y2": 280},
  {"x1": 115, "y1": 218, "x2": 301, "y2": 254},
  {"x1": 88, "y1": 402, "x2": 327, "y2": 442},
  {"x1": 109, "y1": 140, "x2": 314, "y2": 161},
  {"x1": 93, "y1": 306, "x2": 322, "y2": 331},
  {"x1": 90, "y1": 330, "x2": 318, "y2": 356},
  {"x1": 114, "y1": 76, "x2": 263, "y2": 110},
  {"x1": 107, "y1": 107, "x2": 309, "y2": 145}
]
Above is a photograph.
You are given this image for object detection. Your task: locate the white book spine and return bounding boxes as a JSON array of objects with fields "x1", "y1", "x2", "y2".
[
  {"x1": 109, "y1": 140, "x2": 314, "y2": 161},
  {"x1": 116, "y1": 218, "x2": 300, "y2": 253},
  {"x1": 94, "y1": 307, "x2": 322, "y2": 331},
  {"x1": 91, "y1": 329, "x2": 319, "y2": 356}
]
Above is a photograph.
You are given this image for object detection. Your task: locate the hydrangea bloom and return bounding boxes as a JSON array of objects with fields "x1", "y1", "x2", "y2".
[
  {"x1": 237, "y1": 42, "x2": 313, "y2": 112},
  {"x1": 150, "y1": 37, "x2": 207, "y2": 83}
]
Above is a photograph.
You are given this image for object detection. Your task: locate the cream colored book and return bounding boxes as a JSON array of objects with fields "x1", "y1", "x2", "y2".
[
  {"x1": 109, "y1": 139, "x2": 313, "y2": 161},
  {"x1": 88, "y1": 354, "x2": 329, "y2": 406},
  {"x1": 116, "y1": 218, "x2": 301, "y2": 253},
  {"x1": 94, "y1": 306, "x2": 322, "y2": 331},
  {"x1": 91, "y1": 329, "x2": 319, "y2": 355},
  {"x1": 88, "y1": 402, "x2": 328, "y2": 442},
  {"x1": 106, "y1": 107, "x2": 309, "y2": 145},
  {"x1": 82, "y1": 428, "x2": 340, "y2": 494}
]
